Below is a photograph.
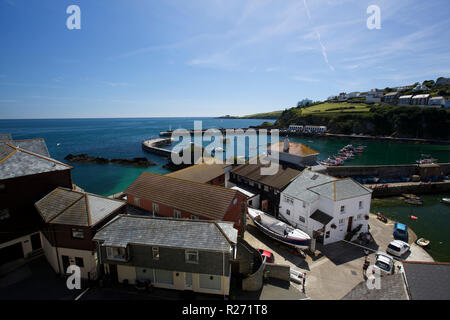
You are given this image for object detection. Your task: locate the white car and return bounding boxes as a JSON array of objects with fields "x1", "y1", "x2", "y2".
[
  {"x1": 373, "y1": 252, "x2": 395, "y2": 276},
  {"x1": 386, "y1": 240, "x2": 410, "y2": 257}
]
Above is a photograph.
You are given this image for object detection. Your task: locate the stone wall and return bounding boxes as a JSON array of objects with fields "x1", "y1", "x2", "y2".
[
  {"x1": 264, "y1": 263, "x2": 291, "y2": 281},
  {"x1": 236, "y1": 239, "x2": 264, "y2": 292},
  {"x1": 370, "y1": 180, "x2": 450, "y2": 197}
]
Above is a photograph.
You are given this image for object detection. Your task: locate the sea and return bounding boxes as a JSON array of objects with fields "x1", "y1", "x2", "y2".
[{"x1": 1, "y1": 117, "x2": 449, "y2": 261}]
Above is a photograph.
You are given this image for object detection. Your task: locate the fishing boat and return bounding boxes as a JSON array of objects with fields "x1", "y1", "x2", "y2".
[
  {"x1": 416, "y1": 238, "x2": 430, "y2": 247},
  {"x1": 441, "y1": 198, "x2": 450, "y2": 205},
  {"x1": 247, "y1": 208, "x2": 311, "y2": 249},
  {"x1": 402, "y1": 193, "x2": 420, "y2": 200}
]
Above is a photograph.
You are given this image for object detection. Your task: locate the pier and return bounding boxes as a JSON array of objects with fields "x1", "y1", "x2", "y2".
[
  {"x1": 141, "y1": 138, "x2": 175, "y2": 158},
  {"x1": 159, "y1": 128, "x2": 287, "y2": 137}
]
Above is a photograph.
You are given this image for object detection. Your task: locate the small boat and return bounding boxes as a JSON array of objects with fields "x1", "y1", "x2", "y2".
[
  {"x1": 248, "y1": 208, "x2": 311, "y2": 249},
  {"x1": 405, "y1": 198, "x2": 423, "y2": 205},
  {"x1": 376, "y1": 212, "x2": 388, "y2": 223},
  {"x1": 410, "y1": 215, "x2": 418, "y2": 220},
  {"x1": 416, "y1": 238, "x2": 430, "y2": 247},
  {"x1": 402, "y1": 193, "x2": 420, "y2": 200},
  {"x1": 441, "y1": 198, "x2": 450, "y2": 205}
]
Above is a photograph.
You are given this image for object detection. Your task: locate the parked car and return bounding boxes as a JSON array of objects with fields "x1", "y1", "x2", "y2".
[
  {"x1": 387, "y1": 240, "x2": 410, "y2": 257},
  {"x1": 373, "y1": 252, "x2": 395, "y2": 276},
  {"x1": 258, "y1": 249, "x2": 275, "y2": 263},
  {"x1": 393, "y1": 222, "x2": 408, "y2": 241}
]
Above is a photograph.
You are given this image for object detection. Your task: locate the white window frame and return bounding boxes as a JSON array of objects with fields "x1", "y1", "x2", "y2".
[
  {"x1": 339, "y1": 218, "x2": 345, "y2": 225},
  {"x1": 359, "y1": 201, "x2": 363, "y2": 209},
  {"x1": 185, "y1": 250, "x2": 199, "y2": 264},
  {"x1": 191, "y1": 215, "x2": 199, "y2": 220},
  {"x1": 299, "y1": 216, "x2": 305, "y2": 223},
  {"x1": 133, "y1": 197, "x2": 140, "y2": 207},
  {"x1": 106, "y1": 246, "x2": 127, "y2": 262},
  {"x1": 174, "y1": 209, "x2": 181, "y2": 219},
  {"x1": 71, "y1": 228, "x2": 84, "y2": 239},
  {"x1": 153, "y1": 203, "x2": 159, "y2": 214},
  {"x1": 286, "y1": 209, "x2": 291, "y2": 216},
  {"x1": 340, "y1": 205, "x2": 345, "y2": 213}
]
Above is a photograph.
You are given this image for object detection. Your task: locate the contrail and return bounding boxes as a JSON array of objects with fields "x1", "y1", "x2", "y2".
[{"x1": 303, "y1": 0, "x2": 335, "y2": 71}]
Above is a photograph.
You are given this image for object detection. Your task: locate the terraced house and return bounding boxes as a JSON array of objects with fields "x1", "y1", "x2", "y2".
[
  {"x1": 0, "y1": 134, "x2": 72, "y2": 269},
  {"x1": 94, "y1": 215, "x2": 237, "y2": 296},
  {"x1": 125, "y1": 172, "x2": 248, "y2": 235},
  {"x1": 35, "y1": 187, "x2": 126, "y2": 279}
]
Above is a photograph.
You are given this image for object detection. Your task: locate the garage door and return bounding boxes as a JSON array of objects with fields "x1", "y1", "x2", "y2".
[{"x1": 0, "y1": 242, "x2": 24, "y2": 266}]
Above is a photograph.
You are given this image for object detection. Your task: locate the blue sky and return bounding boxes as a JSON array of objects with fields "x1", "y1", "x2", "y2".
[{"x1": 0, "y1": 0, "x2": 449, "y2": 118}]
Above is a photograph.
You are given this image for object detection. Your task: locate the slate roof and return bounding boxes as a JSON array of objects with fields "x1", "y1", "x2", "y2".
[
  {"x1": 310, "y1": 209, "x2": 333, "y2": 225},
  {"x1": 10, "y1": 139, "x2": 50, "y2": 157},
  {"x1": 93, "y1": 215, "x2": 237, "y2": 252},
  {"x1": 125, "y1": 172, "x2": 241, "y2": 220},
  {"x1": 402, "y1": 261, "x2": 450, "y2": 300},
  {"x1": 342, "y1": 274, "x2": 408, "y2": 300},
  {"x1": 0, "y1": 144, "x2": 71, "y2": 180},
  {"x1": 166, "y1": 163, "x2": 230, "y2": 184},
  {"x1": 35, "y1": 187, "x2": 126, "y2": 227},
  {"x1": 0, "y1": 134, "x2": 12, "y2": 142},
  {"x1": 283, "y1": 170, "x2": 371, "y2": 203},
  {"x1": 231, "y1": 162, "x2": 301, "y2": 190}
]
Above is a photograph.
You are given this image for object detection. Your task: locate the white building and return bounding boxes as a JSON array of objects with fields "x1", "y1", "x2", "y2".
[
  {"x1": 428, "y1": 96, "x2": 445, "y2": 108},
  {"x1": 412, "y1": 84, "x2": 429, "y2": 92},
  {"x1": 365, "y1": 89, "x2": 383, "y2": 103},
  {"x1": 279, "y1": 170, "x2": 372, "y2": 245},
  {"x1": 411, "y1": 94, "x2": 430, "y2": 106},
  {"x1": 303, "y1": 125, "x2": 327, "y2": 133},
  {"x1": 298, "y1": 99, "x2": 313, "y2": 107},
  {"x1": 288, "y1": 124, "x2": 304, "y2": 132},
  {"x1": 347, "y1": 92, "x2": 360, "y2": 99},
  {"x1": 398, "y1": 95, "x2": 413, "y2": 106}
]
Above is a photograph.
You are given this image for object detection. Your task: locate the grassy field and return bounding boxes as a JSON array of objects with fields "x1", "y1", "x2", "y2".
[
  {"x1": 300, "y1": 102, "x2": 371, "y2": 115},
  {"x1": 239, "y1": 110, "x2": 283, "y2": 119}
]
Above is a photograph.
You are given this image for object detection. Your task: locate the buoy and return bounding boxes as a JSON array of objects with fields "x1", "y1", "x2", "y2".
[{"x1": 411, "y1": 215, "x2": 418, "y2": 220}]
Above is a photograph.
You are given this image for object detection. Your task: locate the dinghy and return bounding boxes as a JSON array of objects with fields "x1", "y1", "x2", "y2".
[
  {"x1": 416, "y1": 238, "x2": 430, "y2": 247},
  {"x1": 248, "y1": 208, "x2": 311, "y2": 249},
  {"x1": 441, "y1": 198, "x2": 450, "y2": 205}
]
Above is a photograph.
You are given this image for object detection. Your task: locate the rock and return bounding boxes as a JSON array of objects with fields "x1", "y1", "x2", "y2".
[{"x1": 64, "y1": 154, "x2": 156, "y2": 167}]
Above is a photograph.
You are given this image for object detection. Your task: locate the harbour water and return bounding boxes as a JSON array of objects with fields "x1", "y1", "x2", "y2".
[{"x1": 1, "y1": 117, "x2": 449, "y2": 261}]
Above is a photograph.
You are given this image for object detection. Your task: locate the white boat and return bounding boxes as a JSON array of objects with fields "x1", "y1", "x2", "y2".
[
  {"x1": 441, "y1": 198, "x2": 450, "y2": 205},
  {"x1": 247, "y1": 208, "x2": 311, "y2": 249},
  {"x1": 416, "y1": 238, "x2": 430, "y2": 247}
]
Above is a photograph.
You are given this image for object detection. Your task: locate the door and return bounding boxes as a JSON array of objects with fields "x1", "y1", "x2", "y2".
[
  {"x1": 30, "y1": 233, "x2": 42, "y2": 251},
  {"x1": 0, "y1": 242, "x2": 24, "y2": 266},
  {"x1": 347, "y1": 216, "x2": 353, "y2": 233},
  {"x1": 185, "y1": 272, "x2": 193, "y2": 290},
  {"x1": 61, "y1": 255, "x2": 70, "y2": 274},
  {"x1": 109, "y1": 264, "x2": 119, "y2": 283}
]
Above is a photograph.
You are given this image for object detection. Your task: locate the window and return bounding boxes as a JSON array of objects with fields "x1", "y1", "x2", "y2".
[
  {"x1": 357, "y1": 214, "x2": 362, "y2": 220},
  {"x1": 0, "y1": 208, "x2": 10, "y2": 221},
  {"x1": 359, "y1": 201, "x2": 363, "y2": 209},
  {"x1": 185, "y1": 250, "x2": 199, "y2": 263},
  {"x1": 302, "y1": 201, "x2": 306, "y2": 208},
  {"x1": 199, "y1": 274, "x2": 222, "y2": 290},
  {"x1": 299, "y1": 216, "x2": 305, "y2": 223},
  {"x1": 71, "y1": 228, "x2": 84, "y2": 239},
  {"x1": 264, "y1": 185, "x2": 269, "y2": 192},
  {"x1": 152, "y1": 247, "x2": 160, "y2": 260},
  {"x1": 106, "y1": 246, "x2": 127, "y2": 261},
  {"x1": 154, "y1": 269, "x2": 174, "y2": 285},
  {"x1": 340, "y1": 205, "x2": 345, "y2": 213},
  {"x1": 286, "y1": 209, "x2": 291, "y2": 216},
  {"x1": 339, "y1": 219, "x2": 345, "y2": 224},
  {"x1": 191, "y1": 215, "x2": 199, "y2": 220},
  {"x1": 133, "y1": 197, "x2": 140, "y2": 207},
  {"x1": 174, "y1": 210, "x2": 181, "y2": 218},
  {"x1": 75, "y1": 257, "x2": 84, "y2": 268},
  {"x1": 284, "y1": 195, "x2": 293, "y2": 205},
  {"x1": 153, "y1": 203, "x2": 159, "y2": 214}
]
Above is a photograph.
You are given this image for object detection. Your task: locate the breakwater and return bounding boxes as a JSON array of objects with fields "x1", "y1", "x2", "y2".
[
  {"x1": 367, "y1": 180, "x2": 450, "y2": 197},
  {"x1": 141, "y1": 138, "x2": 175, "y2": 157}
]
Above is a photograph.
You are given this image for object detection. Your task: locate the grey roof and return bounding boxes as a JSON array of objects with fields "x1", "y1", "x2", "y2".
[
  {"x1": 283, "y1": 170, "x2": 371, "y2": 203},
  {"x1": 310, "y1": 209, "x2": 333, "y2": 225},
  {"x1": 308, "y1": 178, "x2": 372, "y2": 201},
  {"x1": 403, "y1": 261, "x2": 450, "y2": 300},
  {"x1": 35, "y1": 187, "x2": 126, "y2": 227},
  {"x1": 0, "y1": 145, "x2": 71, "y2": 180},
  {"x1": 384, "y1": 92, "x2": 399, "y2": 96},
  {"x1": 10, "y1": 139, "x2": 50, "y2": 157},
  {"x1": 282, "y1": 170, "x2": 337, "y2": 203},
  {"x1": 342, "y1": 274, "x2": 408, "y2": 300},
  {"x1": 0, "y1": 134, "x2": 12, "y2": 142},
  {"x1": 93, "y1": 215, "x2": 237, "y2": 252}
]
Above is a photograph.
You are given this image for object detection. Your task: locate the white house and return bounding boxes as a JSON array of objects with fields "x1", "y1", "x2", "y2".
[
  {"x1": 412, "y1": 84, "x2": 429, "y2": 92},
  {"x1": 347, "y1": 92, "x2": 360, "y2": 99},
  {"x1": 398, "y1": 95, "x2": 413, "y2": 106},
  {"x1": 298, "y1": 99, "x2": 313, "y2": 107},
  {"x1": 338, "y1": 93, "x2": 348, "y2": 101},
  {"x1": 428, "y1": 96, "x2": 445, "y2": 108},
  {"x1": 303, "y1": 125, "x2": 327, "y2": 133},
  {"x1": 411, "y1": 94, "x2": 430, "y2": 106},
  {"x1": 279, "y1": 170, "x2": 372, "y2": 245},
  {"x1": 288, "y1": 124, "x2": 304, "y2": 132},
  {"x1": 365, "y1": 89, "x2": 383, "y2": 103}
]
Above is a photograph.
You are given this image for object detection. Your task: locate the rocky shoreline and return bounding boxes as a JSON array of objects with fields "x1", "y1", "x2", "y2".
[{"x1": 64, "y1": 154, "x2": 156, "y2": 167}]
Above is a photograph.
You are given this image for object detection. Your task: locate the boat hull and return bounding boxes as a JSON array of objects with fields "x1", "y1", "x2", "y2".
[{"x1": 248, "y1": 210, "x2": 311, "y2": 249}]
